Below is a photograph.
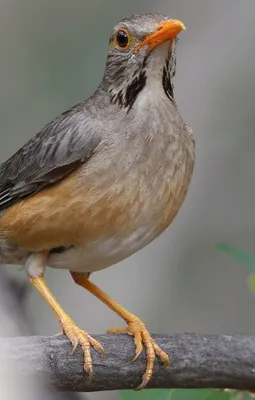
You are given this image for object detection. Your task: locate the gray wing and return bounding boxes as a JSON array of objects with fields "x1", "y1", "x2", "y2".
[{"x1": 0, "y1": 103, "x2": 101, "y2": 212}]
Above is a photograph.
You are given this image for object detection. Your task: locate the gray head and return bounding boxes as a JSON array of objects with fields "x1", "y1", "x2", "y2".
[{"x1": 99, "y1": 13, "x2": 186, "y2": 110}]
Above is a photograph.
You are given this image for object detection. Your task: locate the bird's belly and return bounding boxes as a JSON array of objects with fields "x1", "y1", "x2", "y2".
[
  {"x1": 48, "y1": 166, "x2": 192, "y2": 272},
  {"x1": 48, "y1": 224, "x2": 158, "y2": 272}
]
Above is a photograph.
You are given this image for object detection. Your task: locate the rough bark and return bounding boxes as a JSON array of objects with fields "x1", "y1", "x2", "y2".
[{"x1": 1, "y1": 333, "x2": 255, "y2": 392}]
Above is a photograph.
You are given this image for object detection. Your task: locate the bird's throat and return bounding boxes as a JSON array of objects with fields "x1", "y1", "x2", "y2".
[{"x1": 108, "y1": 57, "x2": 175, "y2": 113}]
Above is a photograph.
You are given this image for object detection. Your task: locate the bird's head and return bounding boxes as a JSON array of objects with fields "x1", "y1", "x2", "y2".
[{"x1": 101, "y1": 13, "x2": 186, "y2": 110}]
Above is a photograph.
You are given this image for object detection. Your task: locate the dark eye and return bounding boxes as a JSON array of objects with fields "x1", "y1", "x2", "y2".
[{"x1": 116, "y1": 29, "x2": 130, "y2": 49}]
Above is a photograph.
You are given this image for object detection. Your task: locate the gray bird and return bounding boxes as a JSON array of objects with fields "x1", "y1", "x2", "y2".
[{"x1": 0, "y1": 13, "x2": 195, "y2": 388}]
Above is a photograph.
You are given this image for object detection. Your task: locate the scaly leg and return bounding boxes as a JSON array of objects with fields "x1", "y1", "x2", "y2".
[
  {"x1": 27, "y1": 254, "x2": 103, "y2": 381},
  {"x1": 71, "y1": 272, "x2": 169, "y2": 389}
]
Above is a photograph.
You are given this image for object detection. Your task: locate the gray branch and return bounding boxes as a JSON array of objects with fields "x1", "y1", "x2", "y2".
[{"x1": 1, "y1": 334, "x2": 255, "y2": 392}]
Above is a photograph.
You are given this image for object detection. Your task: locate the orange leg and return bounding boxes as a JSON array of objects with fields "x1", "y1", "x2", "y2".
[
  {"x1": 71, "y1": 272, "x2": 169, "y2": 389},
  {"x1": 30, "y1": 277, "x2": 104, "y2": 381}
]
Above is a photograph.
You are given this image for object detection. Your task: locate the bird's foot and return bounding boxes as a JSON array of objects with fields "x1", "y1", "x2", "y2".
[
  {"x1": 61, "y1": 316, "x2": 104, "y2": 382},
  {"x1": 107, "y1": 317, "x2": 169, "y2": 389}
]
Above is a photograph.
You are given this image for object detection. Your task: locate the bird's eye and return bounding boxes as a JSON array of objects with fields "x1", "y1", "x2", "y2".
[{"x1": 116, "y1": 29, "x2": 130, "y2": 50}]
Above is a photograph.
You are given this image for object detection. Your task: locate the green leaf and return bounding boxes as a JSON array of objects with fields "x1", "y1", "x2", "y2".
[
  {"x1": 119, "y1": 389, "x2": 251, "y2": 400},
  {"x1": 119, "y1": 389, "x2": 171, "y2": 400},
  {"x1": 247, "y1": 273, "x2": 255, "y2": 294},
  {"x1": 216, "y1": 243, "x2": 255, "y2": 272}
]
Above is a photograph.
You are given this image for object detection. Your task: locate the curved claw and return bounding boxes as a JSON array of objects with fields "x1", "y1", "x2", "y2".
[
  {"x1": 72, "y1": 341, "x2": 78, "y2": 353},
  {"x1": 136, "y1": 379, "x2": 149, "y2": 391},
  {"x1": 54, "y1": 331, "x2": 64, "y2": 337},
  {"x1": 88, "y1": 334, "x2": 105, "y2": 360},
  {"x1": 107, "y1": 317, "x2": 169, "y2": 389},
  {"x1": 61, "y1": 318, "x2": 104, "y2": 383},
  {"x1": 132, "y1": 331, "x2": 143, "y2": 362},
  {"x1": 88, "y1": 370, "x2": 94, "y2": 385}
]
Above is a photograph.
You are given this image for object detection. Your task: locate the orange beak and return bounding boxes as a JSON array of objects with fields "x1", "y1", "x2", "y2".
[{"x1": 135, "y1": 19, "x2": 186, "y2": 53}]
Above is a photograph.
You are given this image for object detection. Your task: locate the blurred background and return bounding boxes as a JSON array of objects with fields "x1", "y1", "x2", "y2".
[{"x1": 0, "y1": 0, "x2": 255, "y2": 399}]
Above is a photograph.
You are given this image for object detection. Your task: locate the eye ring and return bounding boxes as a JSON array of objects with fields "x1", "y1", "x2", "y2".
[{"x1": 115, "y1": 28, "x2": 130, "y2": 50}]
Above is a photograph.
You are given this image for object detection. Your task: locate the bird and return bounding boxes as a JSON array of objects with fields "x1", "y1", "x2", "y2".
[{"x1": 0, "y1": 13, "x2": 195, "y2": 388}]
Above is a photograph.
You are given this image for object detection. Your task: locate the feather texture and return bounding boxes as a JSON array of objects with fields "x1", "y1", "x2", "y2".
[{"x1": 0, "y1": 102, "x2": 101, "y2": 211}]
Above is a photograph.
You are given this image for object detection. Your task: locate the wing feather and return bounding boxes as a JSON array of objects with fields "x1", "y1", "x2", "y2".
[{"x1": 0, "y1": 103, "x2": 101, "y2": 211}]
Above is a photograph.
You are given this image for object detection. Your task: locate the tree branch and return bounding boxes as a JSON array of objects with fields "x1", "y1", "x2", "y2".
[{"x1": 1, "y1": 333, "x2": 255, "y2": 392}]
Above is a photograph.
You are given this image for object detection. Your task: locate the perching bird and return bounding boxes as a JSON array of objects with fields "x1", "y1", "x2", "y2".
[{"x1": 0, "y1": 13, "x2": 195, "y2": 388}]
